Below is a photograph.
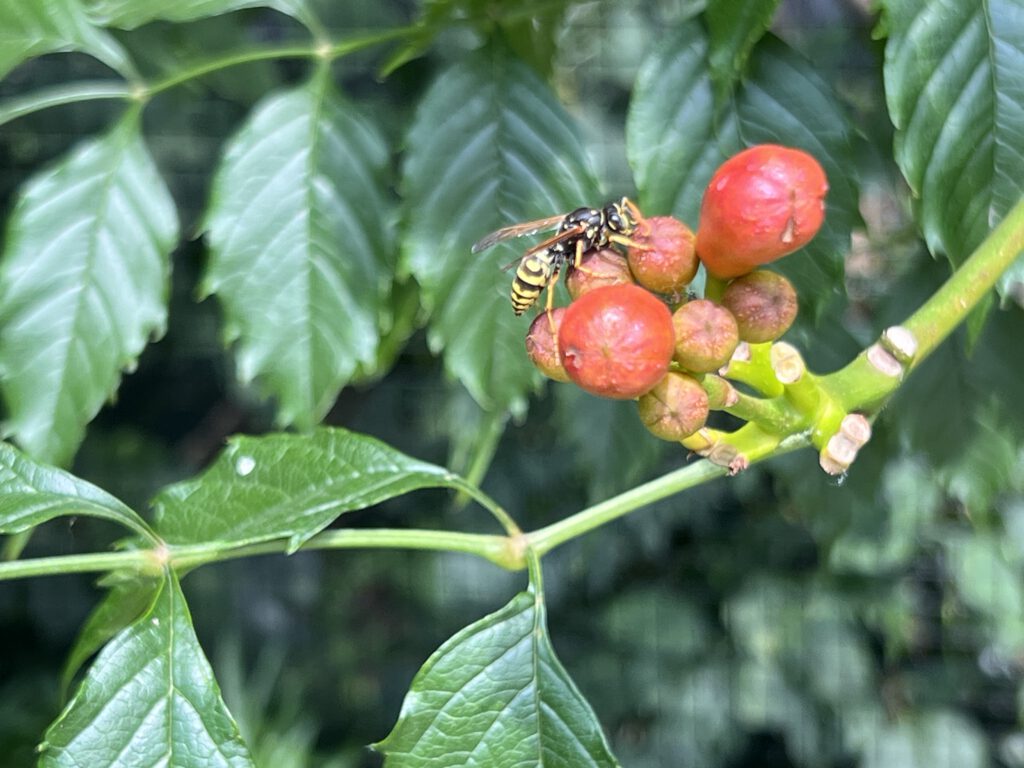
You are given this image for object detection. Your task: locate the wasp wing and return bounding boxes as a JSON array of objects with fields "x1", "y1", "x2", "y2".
[{"x1": 471, "y1": 214, "x2": 566, "y2": 253}]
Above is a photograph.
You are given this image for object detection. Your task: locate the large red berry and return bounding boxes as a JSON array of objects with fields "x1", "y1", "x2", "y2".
[
  {"x1": 696, "y1": 145, "x2": 828, "y2": 279},
  {"x1": 627, "y1": 216, "x2": 698, "y2": 295},
  {"x1": 558, "y1": 284, "x2": 674, "y2": 399}
]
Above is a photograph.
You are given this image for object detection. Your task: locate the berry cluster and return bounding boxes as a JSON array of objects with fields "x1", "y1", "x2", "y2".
[{"x1": 525, "y1": 144, "x2": 828, "y2": 448}]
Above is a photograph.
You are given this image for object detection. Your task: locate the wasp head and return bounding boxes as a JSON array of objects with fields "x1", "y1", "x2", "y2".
[{"x1": 604, "y1": 197, "x2": 642, "y2": 235}]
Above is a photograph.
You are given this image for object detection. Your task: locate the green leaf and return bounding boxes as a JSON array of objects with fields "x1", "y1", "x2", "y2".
[
  {"x1": 39, "y1": 572, "x2": 255, "y2": 768},
  {"x1": 152, "y1": 427, "x2": 463, "y2": 551},
  {"x1": 0, "y1": 441, "x2": 154, "y2": 541},
  {"x1": 0, "y1": 0, "x2": 132, "y2": 80},
  {"x1": 85, "y1": 0, "x2": 309, "y2": 29},
  {"x1": 860, "y1": 710, "x2": 988, "y2": 768},
  {"x1": 201, "y1": 72, "x2": 393, "y2": 429},
  {"x1": 704, "y1": 0, "x2": 781, "y2": 103},
  {"x1": 881, "y1": 0, "x2": 1024, "y2": 299},
  {"x1": 401, "y1": 44, "x2": 600, "y2": 414},
  {"x1": 0, "y1": 115, "x2": 177, "y2": 467},
  {"x1": 627, "y1": 22, "x2": 859, "y2": 318},
  {"x1": 374, "y1": 590, "x2": 620, "y2": 767},
  {"x1": 61, "y1": 577, "x2": 161, "y2": 697},
  {"x1": 946, "y1": 532, "x2": 1024, "y2": 654}
]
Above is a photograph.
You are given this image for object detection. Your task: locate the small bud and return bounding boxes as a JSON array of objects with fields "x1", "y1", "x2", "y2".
[
  {"x1": 769, "y1": 342, "x2": 805, "y2": 384},
  {"x1": 558, "y1": 284, "x2": 675, "y2": 399},
  {"x1": 839, "y1": 413, "x2": 872, "y2": 448},
  {"x1": 720, "y1": 270, "x2": 798, "y2": 343},
  {"x1": 880, "y1": 325, "x2": 917, "y2": 364},
  {"x1": 866, "y1": 343, "x2": 903, "y2": 378},
  {"x1": 671, "y1": 299, "x2": 740, "y2": 373},
  {"x1": 627, "y1": 216, "x2": 699, "y2": 295},
  {"x1": 566, "y1": 248, "x2": 634, "y2": 299},
  {"x1": 525, "y1": 308, "x2": 570, "y2": 382},
  {"x1": 638, "y1": 372, "x2": 709, "y2": 441}
]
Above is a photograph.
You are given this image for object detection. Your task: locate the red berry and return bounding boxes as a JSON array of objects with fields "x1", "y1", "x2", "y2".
[
  {"x1": 696, "y1": 144, "x2": 828, "y2": 279},
  {"x1": 671, "y1": 299, "x2": 739, "y2": 373},
  {"x1": 558, "y1": 284, "x2": 674, "y2": 399},
  {"x1": 627, "y1": 216, "x2": 698, "y2": 295},
  {"x1": 566, "y1": 248, "x2": 634, "y2": 299},
  {"x1": 638, "y1": 372, "x2": 709, "y2": 441},
  {"x1": 525, "y1": 308, "x2": 570, "y2": 382},
  {"x1": 720, "y1": 270, "x2": 798, "y2": 343}
]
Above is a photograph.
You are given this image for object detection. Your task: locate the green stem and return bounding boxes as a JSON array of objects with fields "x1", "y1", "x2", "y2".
[
  {"x1": 0, "y1": 527, "x2": 514, "y2": 582},
  {"x1": 143, "y1": 44, "x2": 320, "y2": 97},
  {"x1": 452, "y1": 478, "x2": 522, "y2": 536}
]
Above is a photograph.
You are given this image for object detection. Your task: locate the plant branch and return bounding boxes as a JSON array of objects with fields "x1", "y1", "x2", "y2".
[
  {"x1": 0, "y1": 527, "x2": 515, "y2": 582},
  {"x1": 825, "y1": 195, "x2": 1024, "y2": 411},
  {"x1": 527, "y1": 432, "x2": 805, "y2": 557}
]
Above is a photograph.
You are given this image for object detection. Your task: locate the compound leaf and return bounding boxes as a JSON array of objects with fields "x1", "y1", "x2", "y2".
[
  {"x1": 152, "y1": 427, "x2": 463, "y2": 551},
  {"x1": 375, "y1": 590, "x2": 620, "y2": 767},
  {"x1": 0, "y1": 114, "x2": 177, "y2": 467},
  {"x1": 627, "y1": 22, "x2": 858, "y2": 319},
  {"x1": 0, "y1": 0, "x2": 131, "y2": 80},
  {"x1": 882, "y1": 0, "x2": 1024, "y2": 300},
  {"x1": 401, "y1": 44, "x2": 600, "y2": 414},
  {"x1": 202, "y1": 71, "x2": 393, "y2": 429},
  {"x1": 85, "y1": 0, "x2": 310, "y2": 29},
  {"x1": 705, "y1": 0, "x2": 782, "y2": 103},
  {"x1": 0, "y1": 441, "x2": 154, "y2": 540},
  {"x1": 39, "y1": 572, "x2": 254, "y2": 768}
]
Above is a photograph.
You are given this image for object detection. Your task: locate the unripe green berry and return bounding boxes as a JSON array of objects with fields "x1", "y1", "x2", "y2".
[
  {"x1": 566, "y1": 248, "x2": 635, "y2": 299},
  {"x1": 525, "y1": 308, "x2": 570, "y2": 382},
  {"x1": 638, "y1": 372, "x2": 709, "y2": 441},
  {"x1": 671, "y1": 299, "x2": 740, "y2": 373},
  {"x1": 627, "y1": 216, "x2": 698, "y2": 295},
  {"x1": 720, "y1": 270, "x2": 798, "y2": 343}
]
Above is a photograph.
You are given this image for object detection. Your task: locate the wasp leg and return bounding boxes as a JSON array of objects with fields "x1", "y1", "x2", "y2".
[
  {"x1": 545, "y1": 265, "x2": 562, "y2": 334},
  {"x1": 609, "y1": 233, "x2": 652, "y2": 251},
  {"x1": 569, "y1": 238, "x2": 598, "y2": 277}
]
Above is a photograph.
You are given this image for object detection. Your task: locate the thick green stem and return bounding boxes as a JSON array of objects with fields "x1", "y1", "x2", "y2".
[{"x1": 826, "y1": 195, "x2": 1024, "y2": 411}]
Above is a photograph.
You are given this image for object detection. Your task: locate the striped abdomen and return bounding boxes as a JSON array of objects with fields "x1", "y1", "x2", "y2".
[{"x1": 511, "y1": 250, "x2": 557, "y2": 315}]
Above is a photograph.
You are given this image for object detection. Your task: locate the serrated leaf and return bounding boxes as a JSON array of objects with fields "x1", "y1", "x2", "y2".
[
  {"x1": 401, "y1": 45, "x2": 600, "y2": 413},
  {"x1": 0, "y1": 441, "x2": 154, "y2": 541},
  {"x1": 705, "y1": 0, "x2": 781, "y2": 103},
  {"x1": 0, "y1": 115, "x2": 177, "y2": 467},
  {"x1": 152, "y1": 427, "x2": 463, "y2": 551},
  {"x1": 85, "y1": 0, "x2": 309, "y2": 29},
  {"x1": 202, "y1": 73, "x2": 392, "y2": 429},
  {"x1": 39, "y1": 572, "x2": 255, "y2": 768},
  {"x1": 375, "y1": 590, "x2": 620, "y2": 767},
  {"x1": 882, "y1": 0, "x2": 1024, "y2": 299},
  {"x1": 0, "y1": 0, "x2": 131, "y2": 80},
  {"x1": 627, "y1": 22, "x2": 859, "y2": 318}
]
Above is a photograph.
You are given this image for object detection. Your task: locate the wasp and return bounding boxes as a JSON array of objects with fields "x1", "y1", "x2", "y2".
[{"x1": 472, "y1": 197, "x2": 647, "y2": 316}]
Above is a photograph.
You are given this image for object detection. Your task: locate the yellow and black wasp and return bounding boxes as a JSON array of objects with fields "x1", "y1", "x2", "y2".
[{"x1": 472, "y1": 197, "x2": 646, "y2": 316}]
